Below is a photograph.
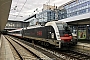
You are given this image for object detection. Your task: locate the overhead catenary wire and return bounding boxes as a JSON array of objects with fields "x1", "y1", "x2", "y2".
[
  {"x1": 15, "y1": 0, "x2": 28, "y2": 19},
  {"x1": 16, "y1": 0, "x2": 20, "y2": 6},
  {"x1": 13, "y1": 0, "x2": 19, "y2": 10}
]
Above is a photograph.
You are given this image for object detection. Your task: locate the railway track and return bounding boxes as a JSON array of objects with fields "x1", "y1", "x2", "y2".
[
  {"x1": 29, "y1": 43, "x2": 90, "y2": 60},
  {"x1": 73, "y1": 44, "x2": 90, "y2": 56},
  {"x1": 63, "y1": 50, "x2": 90, "y2": 60},
  {"x1": 5, "y1": 35, "x2": 55, "y2": 60},
  {"x1": 6, "y1": 35, "x2": 90, "y2": 60},
  {"x1": 5, "y1": 36, "x2": 40, "y2": 60},
  {"x1": 5, "y1": 35, "x2": 63, "y2": 60}
]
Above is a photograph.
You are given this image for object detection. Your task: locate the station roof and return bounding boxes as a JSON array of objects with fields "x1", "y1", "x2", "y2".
[
  {"x1": 60, "y1": 12, "x2": 90, "y2": 25},
  {"x1": 0, "y1": 0, "x2": 12, "y2": 31},
  {"x1": 58, "y1": 0, "x2": 76, "y2": 10},
  {"x1": 24, "y1": 14, "x2": 36, "y2": 21}
]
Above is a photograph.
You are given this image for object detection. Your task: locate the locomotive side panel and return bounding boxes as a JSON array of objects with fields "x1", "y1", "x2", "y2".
[
  {"x1": 46, "y1": 26, "x2": 57, "y2": 40},
  {"x1": 23, "y1": 27, "x2": 47, "y2": 38},
  {"x1": 23, "y1": 26, "x2": 56, "y2": 40}
]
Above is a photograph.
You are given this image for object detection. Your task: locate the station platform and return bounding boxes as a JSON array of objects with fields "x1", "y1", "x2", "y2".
[
  {"x1": 76, "y1": 42, "x2": 90, "y2": 55},
  {"x1": 0, "y1": 35, "x2": 14, "y2": 60},
  {"x1": 78, "y1": 39, "x2": 90, "y2": 47},
  {"x1": 0, "y1": 36, "x2": 1, "y2": 48},
  {"x1": 77, "y1": 42, "x2": 90, "y2": 48}
]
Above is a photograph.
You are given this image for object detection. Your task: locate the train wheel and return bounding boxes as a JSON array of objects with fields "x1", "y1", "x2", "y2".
[
  {"x1": 45, "y1": 42, "x2": 50, "y2": 46},
  {"x1": 41, "y1": 41, "x2": 44, "y2": 46},
  {"x1": 32, "y1": 40, "x2": 35, "y2": 45},
  {"x1": 73, "y1": 39, "x2": 77, "y2": 46}
]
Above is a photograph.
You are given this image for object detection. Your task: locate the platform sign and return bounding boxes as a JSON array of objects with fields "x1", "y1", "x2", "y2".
[{"x1": 78, "y1": 30, "x2": 86, "y2": 39}]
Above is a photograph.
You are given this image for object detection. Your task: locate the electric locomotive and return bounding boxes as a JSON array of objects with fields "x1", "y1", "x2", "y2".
[{"x1": 8, "y1": 21, "x2": 77, "y2": 48}]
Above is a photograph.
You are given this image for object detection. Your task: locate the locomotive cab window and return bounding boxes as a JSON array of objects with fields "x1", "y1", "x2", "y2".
[
  {"x1": 64, "y1": 26, "x2": 71, "y2": 31},
  {"x1": 56, "y1": 22, "x2": 72, "y2": 36},
  {"x1": 56, "y1": 23, "x2": 64, "y2": 30}
]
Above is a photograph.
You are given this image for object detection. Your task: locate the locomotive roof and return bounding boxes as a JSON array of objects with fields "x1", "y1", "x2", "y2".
[
  {"x1": 24, "y1": 21, "x2": 66, "y2": 30},
  {"x1": 8, "y1": 21, "x2": 67, "y2": 32},
  {"x1": 24, "y1": 25, "x2": 43, "y2": 30},
  {"x1": 45, "y1": 21, "x2": 66, "y2": 26}
]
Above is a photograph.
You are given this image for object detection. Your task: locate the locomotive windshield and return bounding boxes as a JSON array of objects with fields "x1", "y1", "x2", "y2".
[
  {"x1": 56, "y1": 23, "x2": 64, "y2": 30},
  {"x1": 56, "y1": 23, "x2": 67, "y2": 30},
  {"x1": 56, "y1": 23, "x2": 72, "y2": 36}
]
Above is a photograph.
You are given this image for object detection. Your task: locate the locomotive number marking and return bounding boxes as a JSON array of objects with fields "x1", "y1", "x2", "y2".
[{"x1": 37, "y1": 31, "x2": 42, "y2": 36}]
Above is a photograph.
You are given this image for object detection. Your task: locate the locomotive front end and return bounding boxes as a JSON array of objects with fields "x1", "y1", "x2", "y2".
[{"x1": 56, "y1": 22, "x2": 76, "y2": 47}]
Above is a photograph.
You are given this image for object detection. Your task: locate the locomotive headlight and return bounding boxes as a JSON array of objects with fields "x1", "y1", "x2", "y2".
[
  {"x1": 57, "y1": 35, "x2": 60, "y2": 37},
  {"x1": 49, "y1": 32, "x2": 51, "y2": 34},
  {"x1": 69, "y1": 34, "x2": 71, "y2": 36}
]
